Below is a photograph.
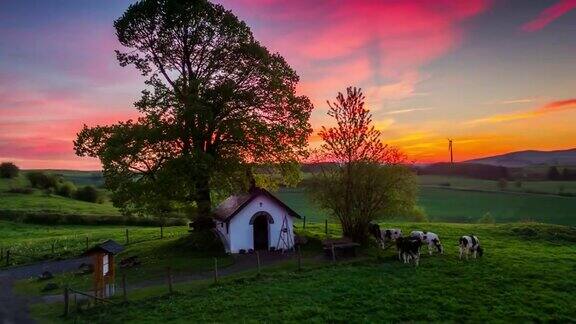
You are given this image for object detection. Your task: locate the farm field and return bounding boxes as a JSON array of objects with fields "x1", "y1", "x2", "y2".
[
  {"x1": 275, "y1": 187, "x2": 576, "y2": 225},
  {"x1": 28, "y1": 222, "x2": 576, "y2": 323},
  {"x1": 419, "y1": 175, "x2": 576, "y2": 194}
]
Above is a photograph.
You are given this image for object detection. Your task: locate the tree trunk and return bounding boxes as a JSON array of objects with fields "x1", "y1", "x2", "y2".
[{"x1": 192, "y1": 173, "x2": 215, "y2": 231}]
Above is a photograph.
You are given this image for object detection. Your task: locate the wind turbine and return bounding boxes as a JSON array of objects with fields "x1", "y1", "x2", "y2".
[{"x1": 447, "y1": 138, "x2": 454, "y2": 164}]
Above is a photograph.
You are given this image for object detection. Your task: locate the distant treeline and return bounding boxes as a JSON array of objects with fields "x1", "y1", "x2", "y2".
[
  {"x1": 301, "y1": 162, "x2": 576, "y2": 181},
  {"x1": 415, "y1": 163, "x2": 576, "y2": 181},
  {"x1": 0, "y1": 211, "x2": 187, "y2": 227}
]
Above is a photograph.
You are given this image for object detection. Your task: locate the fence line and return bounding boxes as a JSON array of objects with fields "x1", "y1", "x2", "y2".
[{"x1": 1, "y1": 227, "x2": 188, "y2": 268}]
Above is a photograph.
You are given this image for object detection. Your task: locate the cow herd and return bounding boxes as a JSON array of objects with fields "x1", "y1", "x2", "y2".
[{"x1": 369, "y1": 224, "x2": 484, "y2": 266}]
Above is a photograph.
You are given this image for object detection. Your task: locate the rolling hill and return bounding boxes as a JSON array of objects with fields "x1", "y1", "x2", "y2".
[{"x1": 466, "y1": 148, "x2": 576, "y2": 167}]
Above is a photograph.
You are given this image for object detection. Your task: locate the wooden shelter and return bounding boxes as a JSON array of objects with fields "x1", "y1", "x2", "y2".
[{"x1": 83, "y1": 239, "x2": 124, "y2": 298}]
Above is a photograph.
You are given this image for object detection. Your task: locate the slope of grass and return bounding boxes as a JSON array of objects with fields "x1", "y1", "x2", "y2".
[
  {"x1": 0, "y1": 221, "x2": 187, "y2": 267},
  {"x1": 31, "y1": 222, "x2": 576, "y2": 323},
  {"x1": 0, "y1": 192, "x2": 119, "y2": 216}
]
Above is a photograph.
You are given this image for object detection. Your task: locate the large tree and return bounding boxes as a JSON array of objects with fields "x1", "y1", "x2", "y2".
[
  {"x1": 309, "y1": 87, "x2": 420, "y2": 243},
  {"x1": 75, "y1": 0, "x2": 313, "y2": 228}
]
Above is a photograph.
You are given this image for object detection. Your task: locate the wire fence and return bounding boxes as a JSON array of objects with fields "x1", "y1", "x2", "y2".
[{"x1": 1, "y1": 226, "x2": 188, "y2": 268}]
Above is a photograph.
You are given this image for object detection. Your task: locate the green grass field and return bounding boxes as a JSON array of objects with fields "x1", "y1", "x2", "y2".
[
  {"x1": 27, "y1": 222, "x2": 576, "y2": 323},
  {"x1": 0, "y1": 192, "x2": 119, "y2": 217},
  {"x1": 0, "y1": 221, "x2": 187, "y2": 267},
  {"x1": 275, "y1": 187, "x2": 576, "y2": 225},
  {"x1": 419, "y1": 175, "x2": 576, "y2": 194}
]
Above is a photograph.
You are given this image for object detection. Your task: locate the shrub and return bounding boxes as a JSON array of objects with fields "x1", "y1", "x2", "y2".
[
  {"x1": 0, "y1": 162, "x2": 20, "y2": 179},
  {"x1": 497, "y1": 178, "x2": 508, "y2": 191},
  {"x1": 74, "y1": 186, "x2": 102, "y2": 203},
  {"x1": 26, "y1": 172, "x2": 60, "y2": 189},
  {"x1": 478, "y1": 212, "x2": 495, "y2": 224},
  {"x1": 56, "y1": 181, "x2": 77, "y2": 198}
]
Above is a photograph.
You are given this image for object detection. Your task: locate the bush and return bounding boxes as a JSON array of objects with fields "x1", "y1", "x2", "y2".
[
  {"x1": 497, "y1": 178, "x2": 508, "y2": 191},
  {"x1": 26, "y1": 172, "x2": 60, "y2": 189},
  {"x1": 56, "y1": 181, "x2": 77, "y2": 198},
  {"x1": 0, "y1": 210, "x2": 188, "y2": 226},
  {"x1": 74, "y1": 186, "x2": 102, "y2": 203},
  {"x1": 0, "y1": 162, "x2": 20, "y2": 179},
  {"x1": 478, "y1": 212, "x2": 495, "y2": 224}
]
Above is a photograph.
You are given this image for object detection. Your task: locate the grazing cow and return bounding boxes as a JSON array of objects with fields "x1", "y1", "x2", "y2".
[
  {"x1": 396, "y1": 237, "x2": 423, "y2": 266},
  {"x1": 459, "y1": 235, "x2": 483, "y2": 260},
  {"x1": 369, "y1": 224, "x2": 403, "y2": 248},
  {"x1": 410, "y1": 231, "x2": 444, "y2": 255}
]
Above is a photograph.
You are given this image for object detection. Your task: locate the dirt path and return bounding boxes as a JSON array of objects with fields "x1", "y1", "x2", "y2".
[
  {"x1": 0, "y1": 275, "x2": 36, "y2": 324},
  {"x1": 0, "y1": 256, "x2": 92, "y2": 324},
  {"x1": 132, "y1": 250, "x2": 298, "y2": 289}
]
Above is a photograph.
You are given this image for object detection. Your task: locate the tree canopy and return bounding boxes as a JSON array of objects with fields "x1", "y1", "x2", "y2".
[
  {"x1": 309, "y1": 87, "x2": 420, "y2": 243},
  {"x1": 75, "y1": 0, "x2": 313, "y2": 227}
]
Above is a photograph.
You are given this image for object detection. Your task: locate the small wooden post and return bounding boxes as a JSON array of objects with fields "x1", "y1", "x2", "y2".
[
  {"x1": 331, "y1": 244, "x2": 336, "y2": 263},
  {"x1": 303, "y1": 216, "x2": 306, "y2": 229},
  {"x1": 51, "y1": 241, "x2": 55, "y2": 255},
  {"x1": 213, "y1": 258, "x2": 219, "y2": 284},
  {"x1": 297, "y1": 245, "x2": 302, "y2": 271},
  {"x1": 167, "y1": 267, "x2": 173, "y2": 294},
  {"x1": 63, "y1": 287, "x2": 70, "y2": 317},
  {"x1": 122, "y1": 274, "x2": 128, "y2": 303},
  {"x1": 325, "y1": 219, "x2": 328, "y2": 237},
  {"x1": 160, "y1": 226, "x2": 164, "y2": 239},
  {"x1": 256, "y1": 251, "x2": 261, "y2": 274},
  {"x1": 0, "y1": 247, "x2": 3, "y2": 261},
  {"x1": 85, "y1": 237, "x2": 89, "y2": 250},
  {"x1": 125, "y1": 229, "x2": 129, "y2": 245},
  {"x1": 5, "y1": 250, "x2": 10, "y2": 267}
]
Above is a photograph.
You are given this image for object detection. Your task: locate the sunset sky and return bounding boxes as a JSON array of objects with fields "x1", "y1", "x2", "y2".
[{"x1": 1, "y1": 0, "x2": 576, "y2": 169}]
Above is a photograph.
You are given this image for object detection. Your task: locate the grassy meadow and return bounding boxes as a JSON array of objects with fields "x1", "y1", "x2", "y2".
[
  {"x1": 27, "y1": 222, "x2": 576, "y2": 323},
  {"x1": 276, "y1": 186, "x2": 576, "y2": 226},
  {"x1": 0, "y1": 221, "x2": 188, "y2": 267}
]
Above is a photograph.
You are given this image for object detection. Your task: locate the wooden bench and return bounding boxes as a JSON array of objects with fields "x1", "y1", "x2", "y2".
[{"x1": 322, "y1": 238, "x2": 360, "y2": 260}]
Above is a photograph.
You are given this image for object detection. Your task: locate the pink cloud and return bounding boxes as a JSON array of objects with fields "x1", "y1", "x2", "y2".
[
  {"x1": 521, "y1": 0, "x2": 576, "y2": 32},
  {"x1": 220, "y1": 0, "x2": 490, "y2": 111}
]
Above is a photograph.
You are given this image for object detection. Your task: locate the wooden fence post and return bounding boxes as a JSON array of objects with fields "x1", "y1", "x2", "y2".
[
  {"x1": 125, "y1": 229, "x2": 129, "y2": 245},
  {"x1": 213, "y1": 258, "x2": 219, "y2": 284},
  {"x1": 256, "y1": 251, "x2": 261, "y2": 275},
  {"x1": 325, "y1": 219, "x2": 328, "y2": 237},
  {"x1": 122, "y1": 274, "x2": 128, "y2": 303},
  {"x1": 331, "y1": 244, "x2": 336, "y2": 263},
  {"x1": 160, "y1": 226, "x2": 164, "y2": 239},
  {"x1": 297, "y1": 245, "x2": 302, "y2": 271},
  {"x1": 5, "y1": 250, "x2": 10, "y2": 267},
  {"x1": 51, "y1": 241, "x2": 55, "y2": 255},
  {"x1": 85, "y1": 237, "x2": 89, "y2": 250},
  {"x1": 167, "y1": 267, "x2": 173, "y2": 294},
  {"x1": 63, "y1": 287, "x2": 70, "y2": 317},
  {"x1": 0, "y1": 247, "x2": 3, "y2": 261},
  {"x1": 303, "y1": 216, "x2": 306, "y2": 229}
]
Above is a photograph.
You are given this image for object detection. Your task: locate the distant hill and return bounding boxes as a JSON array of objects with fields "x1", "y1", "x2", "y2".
[{"x1": 466, "y1": 148, "x2": 576, "y2": 167}]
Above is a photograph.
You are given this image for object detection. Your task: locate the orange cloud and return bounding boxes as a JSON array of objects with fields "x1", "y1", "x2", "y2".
[
  {"x1": 521, "y1": 0, "x2": 576, "y2": 32},
  {"x1": 467, "y1": 98, "x2": 576, "y2": 124}
]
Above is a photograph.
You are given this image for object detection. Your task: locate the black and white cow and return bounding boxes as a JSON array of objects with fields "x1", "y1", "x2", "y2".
[
  {"x1": 396, "y1": 237, "x2": 423, "y2": 266},
  {"x1": 410, "y1": 231, "x2": 444, "y2": 255},
  {"x1": 459, "y1": 235, "x2": 483, "y2": 259},
  {"x1": 369, "y1": 224, "x2": 403, "y2": 248}
]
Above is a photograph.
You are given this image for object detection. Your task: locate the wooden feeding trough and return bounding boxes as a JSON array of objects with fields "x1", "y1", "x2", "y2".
[{"x1": 83, "y1": 239, "x2": 124, "y2": 299}]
